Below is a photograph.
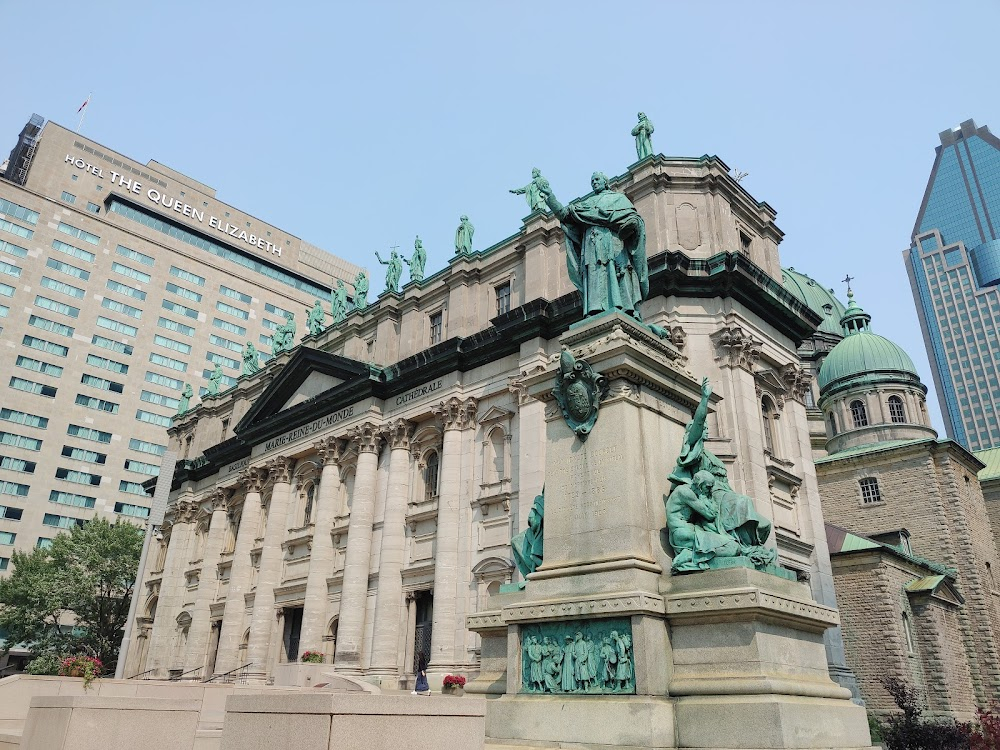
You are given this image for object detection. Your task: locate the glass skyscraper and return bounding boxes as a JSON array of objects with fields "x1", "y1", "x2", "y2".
[{"x1": 905, "y1": 119, "x2": 1000, "y2": 451}]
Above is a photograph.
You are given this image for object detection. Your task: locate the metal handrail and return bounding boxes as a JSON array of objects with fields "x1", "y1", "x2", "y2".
[
  {"x1": 127, "y1": 668, "x2": 157, "y2": 680},
  {"x1": 168, "y1": 666, "x2": 203, "y2": 682},
  {"x1": 205, "y1": 662, "x2": 252, "y2": 685}
]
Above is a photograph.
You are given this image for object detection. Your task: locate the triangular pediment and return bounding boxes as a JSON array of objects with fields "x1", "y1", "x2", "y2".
[
  {"x1": 479, "y1": 405, "x2": 514, "y2": 424},
  {"x1": 235, "y1": 348, "x2": 379, "y2": 437}
]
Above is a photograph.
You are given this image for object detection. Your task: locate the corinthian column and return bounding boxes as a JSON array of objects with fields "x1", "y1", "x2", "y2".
[
  {"x1": 146, "y1": 499, "x2": 196, "y2": 675},
  {"x1": 184, "y1": 490, "x2": 229, "y2": 674},
  {"x1": 369, "y1": 419, "x2": 414, "y2": 675},
  {"x1": 215, "y1": 468, "x2": 265, "y2": 675},
  {"x1": 245, "y1": 457, "x2": 295, "y2": 680},
  {"x1": 333, "y1": 422, "x2": 383, "y2": 673},
  {"x1": 429, "y1": 397, "x2": 476, "y2": 671},
  {"x1": 300, "y1": 438, "x2": 343, "y2": 656}
]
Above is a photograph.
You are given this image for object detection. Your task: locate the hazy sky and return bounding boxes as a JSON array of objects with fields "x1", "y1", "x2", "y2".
[{"x1": 4, "y1": 1, "x2": 999, "y2": 434}]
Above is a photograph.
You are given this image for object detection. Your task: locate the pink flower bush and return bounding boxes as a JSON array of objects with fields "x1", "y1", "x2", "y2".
[
  {"x1": 443, "y1": 674, "x2": 466, "y2": 688},
  {"x1": 59, "y1": 655, "x2": 103, "y2": 688},
  {"x1": 300, "y1": 651, "x2": 324, "y2": 664}
]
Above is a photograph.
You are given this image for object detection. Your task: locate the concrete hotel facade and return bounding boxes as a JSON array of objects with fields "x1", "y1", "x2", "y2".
[
  {"x1": 126, "y1": 150, "x2": 862, "y2": 692},
  {"x1": 905, "y1": 119, "x2": 1000, "y2": 452},
  {"x1": 0, "y1": 115, "x2": 363, "y2": 571}
]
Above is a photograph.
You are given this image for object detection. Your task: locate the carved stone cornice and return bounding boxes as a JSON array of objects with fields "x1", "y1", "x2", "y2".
[
  {"x1": 267, "y1": 456, "x2": 294, "y2": 485},
  {"x1": 712, "y1": 325, "x2": 762, "y2": 371},
  {"x1": 434, "y1": 396, "x2": 478, "y2": 432},
  {"x1": 314, "y1": 436, "x2": 344, "y2": 467},
  {"x1": 384, "y1": 418, "x2": 415, "y2": 450},
  {"x1": 350, "y1": 421, "x2": 383, "y2": 454}
]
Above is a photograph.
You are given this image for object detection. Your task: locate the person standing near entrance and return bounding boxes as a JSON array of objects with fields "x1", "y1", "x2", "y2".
[{"x1": 413, "y1": 651, "x2": 431, "y2": 696}]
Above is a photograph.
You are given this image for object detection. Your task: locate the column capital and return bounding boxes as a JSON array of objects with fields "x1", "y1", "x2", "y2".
[
  {"x1": 350, "y1": 421, "x2": 383, "y2": 454},
  {"x1": 434, "y1": 396, "x2": 478, "y2": 431},
  {"x1": 209, "y1": 489, "x2": 230, "y2": 514},
  {"x1": 314, "y1": 436, "x2": 344, "y2": 466},
  {"x1": 238, "y1": 467, "x2": 267, "y2": 494},
  {"x1": 175, "y1": 498, "x2": 200, "y2": 524},
  {"x1": 383, "y1": 418, "x2": 415, "y2": 450},
  {"x1": 267, "y1": 456, "x2": 295, "y2": 485}
]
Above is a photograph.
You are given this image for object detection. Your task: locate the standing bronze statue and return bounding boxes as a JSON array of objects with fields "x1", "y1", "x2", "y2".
[{"x1": 631, "y1": 112, "x2": 654, "y2": 161}]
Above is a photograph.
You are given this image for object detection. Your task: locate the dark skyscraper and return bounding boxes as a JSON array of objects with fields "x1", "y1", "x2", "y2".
[{"x1": 905, "y1": 119, "x2": 1000, "y2": 451}]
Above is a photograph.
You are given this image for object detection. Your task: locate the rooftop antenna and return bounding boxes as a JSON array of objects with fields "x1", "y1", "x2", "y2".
[
  {"x1": 732, "y1": 169, "x2": 749, "y2": 183},
  {"x1": 76, "y1": 93, "x2": 92, "y2": 133}
]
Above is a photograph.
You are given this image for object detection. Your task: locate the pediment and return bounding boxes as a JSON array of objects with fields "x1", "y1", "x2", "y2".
[
  {"x1": 479, "y1": 405, "x2": 514, "y2": 425},
  {"x1": 235, "y1": 347, "x2": 377, "y2": 436}
]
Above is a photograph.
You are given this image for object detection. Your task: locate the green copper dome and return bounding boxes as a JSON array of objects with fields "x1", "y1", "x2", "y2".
[
  {"x1": 817, "y1": 292, "x2": 920, "y2": 392},
  {"x1": 780, "y1": 268, "x2": 847, "y2": 337}
]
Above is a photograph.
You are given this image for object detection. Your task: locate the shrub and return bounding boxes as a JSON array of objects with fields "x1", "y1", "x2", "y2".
[
  {"x1": 879, "y1": 676, "x2": 968, "y2": 750},
  {"x1": 25, "y1": 652, "x2": 63, "y2": 676},
  {"x1": 968, "y1": 701, "x2": 1000, "y2": 750},
  {"x1": 300, "y1": 651, "x2": 323, "y2": 664},
  {"x1": 443, "y1": 674, "x2": 466, "y2": 688}
]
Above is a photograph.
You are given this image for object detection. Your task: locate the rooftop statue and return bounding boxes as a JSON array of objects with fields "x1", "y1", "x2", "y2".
[
  {"x1": 631, "y1": 112, "x2": 654, "y2": 161},
  {"x1": 665, "y1": 377, "x2": 777, "y2": 574},
  {"x1": 272, "y1": 312, "x2": 297, "y2": 355},
  {"x1": 353, "y1": 271, "x2": 369, "y2": 311},
  {"x1": 331, "y1": 279, "x2": 348, "y2": 324},
  {"x1": 510, "y1": 168, "x2": 549, "y2": 213},
  {"x1": 375, "y1": 248, "x2": 403, "y2": 294},
  {"x1": 511, "y1": 491, "x2": 544, "y2": 581},
  {"x1": 539, "y1": 170, "x2": 648, "y2": 321},
  {"x1": 404, "y1": 235, "x2": 427, "y2": 283},
  {"x1": 207, "y1": 364, "x2": 225, "y2": 396},
  {"x1": 455, "y1": 215, "x2": 474, "y2": 254},
  {"x1": 307, "y1": 299, "x2": 326, "y2": 337},
  {"x1": 242, "y1": 342, "x2": 260, "y2": 376},
  {"x1": 176, "y1": 383, "x2": 193, "y2": 415}
]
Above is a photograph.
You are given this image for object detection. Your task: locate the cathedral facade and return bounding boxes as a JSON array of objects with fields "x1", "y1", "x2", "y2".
[{"x1": 123, "y1": 154, "x2": 855, "y2": 690}]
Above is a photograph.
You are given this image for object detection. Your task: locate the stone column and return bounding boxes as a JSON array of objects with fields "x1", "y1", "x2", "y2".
[
  {"x1": 429, "y1": 397, "x2": 476, "y2": 671},
  {"x1": 184, "y1": 490, "x2": 229, "y2": 674},
  {"x1": 146, "y1": 499, "x2": 196, "y2": 674},
  {"x1": 214, "y1": 469, "x2": 265, "y2": 675},
  {"x1": 333, "y1": 422, "x2": 383, "y2": 672},
  {"x1": 402, "y1": 593, "x2": 418, "y2": 679},
  {"x1": 245, "y1": 457, "x2": 294, "y2": 680},
  {"x1": 369, "y1": 419, "x2": 415, "y2": 675},
  {"x1": 300, "y1": 438, "x2": 343, "y2": 656}
]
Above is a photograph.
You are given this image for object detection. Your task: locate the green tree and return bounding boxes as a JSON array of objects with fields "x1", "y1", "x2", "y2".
[{"x1": 0, "y1": 519, "x2": 144, "y2": 671}]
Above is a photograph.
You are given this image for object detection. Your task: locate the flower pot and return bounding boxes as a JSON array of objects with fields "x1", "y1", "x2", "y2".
[{"x1": 442, "y1": 685, "x2": 465, "y2": 696}]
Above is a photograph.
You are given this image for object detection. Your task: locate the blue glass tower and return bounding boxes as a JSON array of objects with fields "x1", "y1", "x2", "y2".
[{"x1": 905, "y1": 119, "x2": 1000, "y2": 451}]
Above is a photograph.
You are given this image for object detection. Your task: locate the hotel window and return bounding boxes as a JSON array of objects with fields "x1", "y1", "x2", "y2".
[
  {"x1": 206, "y1": 352, "x2": 239, "y2": 370},
  {"x1": 0, "y1": 531, "x2": 15, "y2": 545},
  {"x1": 22, "y1": 335, "x2": 68, "y2": 358},
  {"x1": 220, "y1": 285, "x2": 252, "y2": 304},
  {"x1": 495, "y1": 282, "x2": 511, "y2": 316},
  {"x1": 119, "y1": 481, "x2": 148, "y2": 496},
  {"x1": 0, "y1": 259, "x2": 21, "y2": 278},
  {"x1": 81, "y1": 374, "x2": 124, "y2": 393},
  {"x1": 0, "y1": 504, "x2": 25, "y2": 518},
  {"x1": 36, "y1": 538, "x2": 52, "y2": 550},
  {"x1": 106, "y1": 280, "x2": 147, "y2": 301},
  {"x1": 55, "y1": 468, "x2": 101, "y2": 486},
  {"x1": 96, "y1": 317, "x2": 137, "y2": 337},
  {"x1": 0, "y1": 282, "x2": 13, "y2": 297},
  {"x1": 75, "y1": 394, "x2": 119, "y2": 413},
  {"x1": 165, "y1": 282, "x2": 203, "y2": 303},
  {"x1": 29, "y1": 315, "x2": 74, "y2": 338},
  {"x1": 67, "y1": 424, "x2": 112, "y2": 444},
  {"x1": 261, "y1": 318, "x2": 280, "y2": 331},
  {"x1": 112, "y1": 262, "x2": 151, "y2": 284},
  {"x1": 424, "y1": 450, "x2": 440, "y2": 500},
  {"x1": 1, "y1": 239, "x2": 29, "y2": 258},
  {"x1": 850, "y1": 399, "x2": 868, "y2": 428},
  {"x1": 144, "y1": 371, "x2": 182, "y2": 390},
  {"x1": 216, "y1": 301, "x2": 249, "y2": 320},
  {"x1": 429, "y1": 311, "x2": 443, "y2": 345},
  {"x1": 140, "y1": 390, "x2": 180, "y2": 410},
  {"x1": 115, "y1": 502, "x2": 150, "y2": 518},
  {"x1": 85, "y1": 202, "x2": 100, "y2": 215},
  {"x1": 157, "y1": 317, "x2": 195, "y2": 336},
  {"x1": 61, "y1": 191, "x2": 76, "y2": 204},
  {"x1": 0, "y1": 197, "x2": 39, "y2": 225},
  {"x1": 859, "y1": 477, "x2": 882, "y2": 505},
  {"x1": 265, "y1": 302, "x2": 292, "y2": 318},
  {"x1": 16, "y1": 356, "x2": 63, "y2": 378},
  {"x1": 129, "y1": 438, "x2": 166, "y2": 456},
  {"x1": 888, "y1": 396, "x2": 906, "y2": 423},
  {"x1": 40, "y1": 276, "x2": 85, "y2": 299},
  {"x1": 0, "y1": 218, "x2": 32, "y2": 240},
  {"x1": 43, "y1": 513, "x2": 85, "y2": 529},
  {"x1": 124, "y1": 458, "x2": 160, "y2": 476},
  {"x1": 0, "y1": 432, "x2": 42, "y2": 451},
  {"x1": 0, "y1": 558, "x2": 7, "y2": 571},
  {"x1": 61, "y1": 445, "x2": 106, "y2": 464},
  {"x1": 56, "y1": 222, "x2": 99, "y2": 245},
  {"x1": 149, "y1": 353, "x2": 187, "y2": 372},
  {"x1": 116, "y1": 244, "x2": 154, "y2": 266},
  {"x1": 135, "y1": 410, "x2": 172, "y2": 428},
  {"x1": 210, "y1": 334, "x2": 242, "y2": 353},
  {"x1": 86, "y1": 353, "x2": 129, "y2": 374},
  {"x1": 169, "y1": 266, "x2": 206, "y2": 286},
  {"x1": 0, "y1": 408, "x2": 48, "y2": 428},
  {"x1": 0, "y1": 457, "x2": 35, "y2": 474},
  {"x1": 162, "y1": 299, "x2": 199, "y2": 319},
  {"x1": 154, "y1": 335, "x2": 192, "y2": 355},
  {"x1": 101, "y1": 298, "x2": 142, "y2": 319},
  {"x1": 35, "y1": 295, "x2": 80, "y2": 318},
  {"x1": 10, "y1": 377, "x2": 57, "y2": 398},
  {"x1": 91, "y1": 335, "x2": 133, "y2": 356},
  {"x1": 213, "y1": 318, "x2": 246, "y2": 336},
  {"x1": 0, "y1": 481, "x2": 29, "y2": 497}
]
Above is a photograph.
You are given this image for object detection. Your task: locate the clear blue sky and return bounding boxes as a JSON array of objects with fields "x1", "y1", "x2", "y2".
[{"x1": 4, "y1": 1, "x2": 999, "y2": 434}]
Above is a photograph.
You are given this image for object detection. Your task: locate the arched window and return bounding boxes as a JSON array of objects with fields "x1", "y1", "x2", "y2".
[
  {"x1": 761, "y1": 396, "x2": 777, "y2": 455},
  {"x1": 424, "y1": 450, "x2": 440, "y2": 500},
  {"x1": 888, "y1": 396, "x2": 906, "y2": 423},
  {"x1": 302, "y1": 483, "x2": 315, "y2": 526},
  {"x1": 850, "y1": 399, "x2": 868, "y2": 428},
  {"x1": 486, "y1": 428, "x2": 505, "y2": 484},
  {"x1": 859, "y1": 477, "x2": 882, "y2": 505},
  {"x1": 829, "y1": 412, "x2": 837, "y2": 436}
]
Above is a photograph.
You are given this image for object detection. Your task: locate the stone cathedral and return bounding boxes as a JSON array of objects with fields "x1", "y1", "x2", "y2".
[{"x1": 125, "y1": 148, "x2": 860, "y2": 699}]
